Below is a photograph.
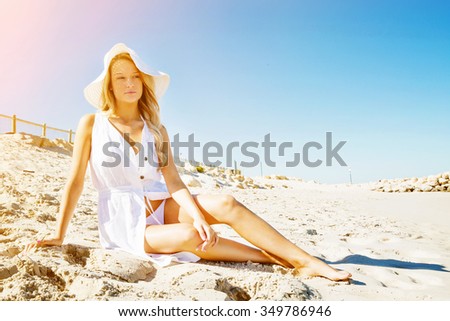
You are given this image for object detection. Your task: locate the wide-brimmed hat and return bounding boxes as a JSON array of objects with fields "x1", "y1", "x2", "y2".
[{"x1": 83, "y1": 43, "x2": 170, "y2": 109}]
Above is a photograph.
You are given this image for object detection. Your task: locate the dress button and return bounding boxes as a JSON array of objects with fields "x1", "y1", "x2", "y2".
[
  {"x1": 140, "y1": 175, "x2": 144, "y2": 179},
  {"x1": 144, "y1": 157, "x2": 148, "y2": 161}
]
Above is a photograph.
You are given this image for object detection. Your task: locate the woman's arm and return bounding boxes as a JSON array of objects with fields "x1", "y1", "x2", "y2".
[
  {"x1": 159, "y1": 125, "x2": 218, "y2": 251},
  {"x1": 24, "y1": 114, "x2": 94, "y2": 250}
]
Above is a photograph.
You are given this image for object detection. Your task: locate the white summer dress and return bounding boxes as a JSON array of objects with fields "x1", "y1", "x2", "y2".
[{"x1": 88, "y1": 111, "x2": 201, "y2": 266}]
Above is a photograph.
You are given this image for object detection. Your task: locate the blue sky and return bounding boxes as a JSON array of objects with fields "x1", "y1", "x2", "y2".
[{"x1": 0, "y1": 0, "x2": 449, "y2": 183}]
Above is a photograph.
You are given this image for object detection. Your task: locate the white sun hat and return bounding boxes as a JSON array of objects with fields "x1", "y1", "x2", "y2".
[{"x1": 83, "y1": 43, "x2": 170, "y2": 109}]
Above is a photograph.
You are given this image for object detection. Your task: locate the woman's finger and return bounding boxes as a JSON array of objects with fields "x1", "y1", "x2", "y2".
[
  {"x1": 212, "y1": 234, "x2": 219, "y2": 247},
  {"x1": 196, "y1": 224, "x2": 207, "y2": 241}
]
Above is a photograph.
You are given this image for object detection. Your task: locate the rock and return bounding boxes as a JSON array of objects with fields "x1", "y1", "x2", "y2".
[
  {"x1": 371, "y1": 172, "x2": 450, "y2": 193},
  {"x1": 188, "y1": 177, "x2": 202, "y2": 187},
  {"x1": 427, "y1": 178, "x2": 439, "y2": 187},
  {"x1": 235, "y1": 183, "x2": 245, "y2": 189},
  {"x1": 244, "y1": 178, "x2": 254, "y2": 184},
  {"x1": 438, "y1": 178, "x2": 447, "y2": 185},
  {"x1": 420, "y1": 184, "x2": 433, "y2": 192},
  {"x1": 209, "y1": 168, "x2": 220, "y2": 176},
  {"x1": 181, "y1": 175, "x2": 202, "y2": 187},
  {"x1": 306, "y1": 229, "x2": 317, "y2": 236}
]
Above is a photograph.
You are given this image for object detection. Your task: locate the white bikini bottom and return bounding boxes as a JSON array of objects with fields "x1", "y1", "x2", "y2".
[
  {"x1": 145, "y1": 198, "x2": 166, "y2": 225},
  {"x1": 142, "y1": 195, "x2": 202, "y2": 265}
]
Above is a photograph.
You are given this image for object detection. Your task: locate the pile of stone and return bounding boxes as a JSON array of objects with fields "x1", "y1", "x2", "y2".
[
  {"x1": 372, "y1": 172, "x2": 450, "y2": 193},
  {"x1": 264, "y1": 175, "x2": 290, "y2": 180},
  {"x1": 179, "y1": 163, "x2": 276, "y2": 190}
]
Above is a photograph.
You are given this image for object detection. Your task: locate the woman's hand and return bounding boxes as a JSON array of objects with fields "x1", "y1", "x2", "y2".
[
  {"x1": 21, "y1": 237, "x2": 64, "y2": 255},
  {"x1": 192, "y1": 217, "x2": 219, "y2": 252}
]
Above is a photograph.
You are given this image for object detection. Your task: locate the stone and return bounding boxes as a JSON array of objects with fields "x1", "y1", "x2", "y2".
[
  {"x1": 420, "y1": 184, "x2": 433, "y2": 192},
  {"x1": 438, "y1": 178, "x2": 447, "y2": 185},
  {"x1": 244, "y1": 177, "x2": 254, "y2": 184},
  {"x1": 235, "y1": 183, "x2": 245, "y2": 189},
  {"x1": 427, "y1": 179, "x2": 438, "y2": 187},
  {"x1": 181, "y1": 175, "x2": 202, "y2": 188}
]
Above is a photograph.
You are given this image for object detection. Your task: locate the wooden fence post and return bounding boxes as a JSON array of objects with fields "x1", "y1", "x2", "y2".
[
  {"x1": 42, "y1": 123, "x2": 47, "y2": 137},
  {"x1": 12, "y1": 114, "x2": 16, "y2": 134},
  {"x1": 69, "y1": 130, "x2": 73, "y2": 144}
]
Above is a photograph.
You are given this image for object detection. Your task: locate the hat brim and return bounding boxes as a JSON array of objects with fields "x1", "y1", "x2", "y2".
[{"x1": 83, "y1": 43, "x2": 170, "y2": 109}]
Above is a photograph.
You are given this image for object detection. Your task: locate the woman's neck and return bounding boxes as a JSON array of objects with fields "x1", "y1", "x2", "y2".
[{"x1": 111, "y1": 103, "x2": 140, "y2": 122}]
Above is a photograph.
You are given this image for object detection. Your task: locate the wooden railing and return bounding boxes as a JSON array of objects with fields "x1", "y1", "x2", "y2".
[{"x1": 0, "y1": 114, "x2": 75, "y2": 144}]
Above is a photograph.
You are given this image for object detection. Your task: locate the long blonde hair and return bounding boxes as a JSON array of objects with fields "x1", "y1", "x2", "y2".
[{"x1": 100, "y1": 53, "x2": 167, "y2": 169}]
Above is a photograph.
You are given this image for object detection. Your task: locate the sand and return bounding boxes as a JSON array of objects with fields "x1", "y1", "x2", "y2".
[{"x1": 0, "y1": 133, "x2": 449, "y2": 301}]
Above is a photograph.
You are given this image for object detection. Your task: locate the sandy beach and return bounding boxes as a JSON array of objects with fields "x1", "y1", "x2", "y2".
[{"x1": 1, "y1": 133, "x2": 449, "y2": 301}]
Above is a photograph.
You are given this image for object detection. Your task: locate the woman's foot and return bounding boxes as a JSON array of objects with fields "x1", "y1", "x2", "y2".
[{"x1": 294, "y1": 257, "x2": 351, "y2": 281}]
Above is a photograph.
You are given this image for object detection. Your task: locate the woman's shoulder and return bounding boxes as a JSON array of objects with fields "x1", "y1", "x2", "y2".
[
  {"x1": 80, "y1": 112, "x2": 97, "y2": 123},
  {"x1": 75, "y1": 113, "x2": 97, "y2": 135}
]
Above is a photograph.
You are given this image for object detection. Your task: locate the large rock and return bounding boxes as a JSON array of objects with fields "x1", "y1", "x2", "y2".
[
  {"x1": 438, "y1": 178, "x2": 447, "y2": 185},
  {"x1": 420, "y1": 184, "x2": 433, "y2": 192},
  {"x1": 373, "y1": 172, "x2": 450, "y2": 193}
]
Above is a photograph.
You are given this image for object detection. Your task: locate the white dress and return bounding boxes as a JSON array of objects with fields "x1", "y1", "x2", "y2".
[{"x1": 88, "y1": 111, "x2": 201, "y2": 266}]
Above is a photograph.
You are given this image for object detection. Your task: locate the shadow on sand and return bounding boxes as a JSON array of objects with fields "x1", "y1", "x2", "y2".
[{"x1": 327, "y1": 254, "x2": 449, "y2": 272}]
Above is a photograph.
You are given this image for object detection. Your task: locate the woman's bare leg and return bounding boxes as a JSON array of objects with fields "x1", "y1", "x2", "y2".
[
  {"x1": 164, "y1": 194, "x2": 351, "y2": 281},
  {"x1": 144, "y1": 223, "x2": 291, "y2": 267}
]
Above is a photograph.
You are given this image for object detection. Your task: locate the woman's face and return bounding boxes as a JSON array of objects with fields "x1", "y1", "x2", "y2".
[{"x1": 110, "y1": 58, "x2": 143, "y2": 105}]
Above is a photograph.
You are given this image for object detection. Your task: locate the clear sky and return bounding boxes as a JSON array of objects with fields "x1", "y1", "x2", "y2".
[{"x1": 0, "y1": 0, "x2": 449, "y2": 183}]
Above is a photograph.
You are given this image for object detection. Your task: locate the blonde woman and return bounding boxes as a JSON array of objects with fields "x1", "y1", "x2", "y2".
[{"x1": 25, "y1": 43, "x2": 351, "y2": 281}]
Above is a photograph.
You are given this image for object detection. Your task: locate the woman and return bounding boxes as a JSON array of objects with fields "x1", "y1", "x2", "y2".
[{"x1": 25, "y1": 43, "x2": 350, "y2": 281}]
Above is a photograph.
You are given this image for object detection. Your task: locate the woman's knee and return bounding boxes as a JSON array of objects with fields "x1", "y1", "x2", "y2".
[
  {"x1": 213, "y1": 194, "x2": 240, "y2": 223},
  {"x1": 178, "y1": 225, "x2": 203, "y2": 249}
]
